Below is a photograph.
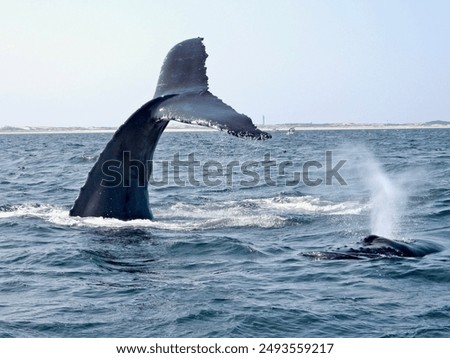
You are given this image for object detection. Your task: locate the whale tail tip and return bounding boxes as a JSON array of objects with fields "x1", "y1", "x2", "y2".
[{"x1": 153, "y1": 37, "x2": 271, "y2": 140}]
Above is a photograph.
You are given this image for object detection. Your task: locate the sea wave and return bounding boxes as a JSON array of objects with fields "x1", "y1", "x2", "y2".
[{"x1": 0, "y1": 194, "x2": 365, "y2": 231}]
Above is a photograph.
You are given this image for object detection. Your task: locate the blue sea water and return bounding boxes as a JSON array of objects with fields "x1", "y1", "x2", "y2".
[{"x1": 0, "y1": 128, "x2": 449, "y2": 338}]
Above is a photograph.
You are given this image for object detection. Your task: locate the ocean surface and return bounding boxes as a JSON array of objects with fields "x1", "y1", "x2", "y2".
[{"x1": 0, "y1": 128, "x2": 449, "y2": 338}]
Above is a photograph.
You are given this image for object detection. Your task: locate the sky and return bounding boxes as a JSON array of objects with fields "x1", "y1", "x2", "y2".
[{"x1": 1, "y1": 0, "x2": 449, "y2": 127}]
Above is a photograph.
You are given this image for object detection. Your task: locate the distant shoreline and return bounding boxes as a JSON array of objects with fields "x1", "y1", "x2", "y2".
[
  {"x1": 0, "y1": 126, "x2": 215, "y2": 135},
  {"x1": 1, "y1": 122, "x2": 449, "y2": 135},
  {"x1": 266, "y1": 124, "x2": 450, "y2": 131}
]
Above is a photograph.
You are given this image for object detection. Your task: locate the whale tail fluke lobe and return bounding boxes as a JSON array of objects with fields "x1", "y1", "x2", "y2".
[
  {"x1": 154, "y1": 37, "x2": 209, "y2": 98},
  {"x1": 154, "y1": 38, "x2": 271, "y2": 140},
  {"x1": 155, "y1": 91, "x2": 271, "y2": 139}
]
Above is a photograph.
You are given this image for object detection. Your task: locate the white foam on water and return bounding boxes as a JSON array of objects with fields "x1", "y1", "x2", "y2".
[
  {"x1": 0, "y1": 204, "x2": 164, "y2": 229},
  {"x1": 0, "y1": 204, "x2": 57, "y2": 219},
  {"x1": 157, "y1": 195, "x2": 366, "y2": 229},
  {"x1": 0, "y1": 193, "x2": 366, "y2": 231},
  {"x1": 241, "y1": 196, "x2": 366, "y2": 215},
  {"x1": 156, "y1": 201, "x2": 287, "y2": 229},
  {"x1": 0, "y1": 202, "x2": 285, "y2": 230}
]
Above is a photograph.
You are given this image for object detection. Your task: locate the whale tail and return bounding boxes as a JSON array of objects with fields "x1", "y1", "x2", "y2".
[{"x1": 70, "y1": 38, "x2": 269, "y2": 220}]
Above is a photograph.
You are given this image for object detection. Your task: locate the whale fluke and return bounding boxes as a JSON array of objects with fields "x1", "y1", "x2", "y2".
[
  {"x1": 156, "y1": 91, "x2": 270, "y2": 139},
  {"x1": 155, "y1": 38, "x2": 270, "y2": 140},
  {"x1": 70, "y1": 38, "x2": 269, "y2": 220},
  {"x1": 154, "y1": 37, "x2": 209, "y2": 98}
]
